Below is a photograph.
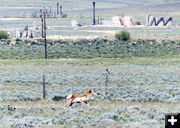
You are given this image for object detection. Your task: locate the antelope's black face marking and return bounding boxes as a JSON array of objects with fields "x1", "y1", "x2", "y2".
[{"x1": 92, "y1": 90, "x2": 97, "y2": 95}]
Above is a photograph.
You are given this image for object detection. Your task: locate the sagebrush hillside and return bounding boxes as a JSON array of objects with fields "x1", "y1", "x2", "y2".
[{"x1": 0, "y1": 39, "x2": 180, "y2": 59}]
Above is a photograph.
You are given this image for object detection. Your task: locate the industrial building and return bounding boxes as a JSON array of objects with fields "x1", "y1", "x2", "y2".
[{"x1": 146, "y1": 15, "x2": 173, "y2": 27}]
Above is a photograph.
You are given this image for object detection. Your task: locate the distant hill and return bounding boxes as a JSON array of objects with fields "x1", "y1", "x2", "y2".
[
  {"x1": 0, "y1": 0, "x2": 179, "y2": 22},
  {"x1": 0, "y1": 0, "x2": 180, "y2": 9}
]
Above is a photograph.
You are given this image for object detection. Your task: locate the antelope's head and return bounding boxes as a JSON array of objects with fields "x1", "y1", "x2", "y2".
[{"x1": 89, "y1": 89, "x2": 97, "y2": 95}]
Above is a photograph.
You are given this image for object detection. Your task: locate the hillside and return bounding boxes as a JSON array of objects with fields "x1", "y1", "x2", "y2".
[
  {"x1": 0, "y1": 0, "x2": 180, "y2": 21},
  {"x1": 0, "y1": 39, "x2": 180, "y2": 59}
]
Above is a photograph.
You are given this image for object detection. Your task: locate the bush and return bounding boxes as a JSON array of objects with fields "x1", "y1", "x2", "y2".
[
  {"x1": 115, "y1": 30, "x2": 130, "y2": 41},
  {"x1": 0, "y1": 30, "x2": 9, "y2": 39},
  {"x1": 52, "y1": 96, "x2": 66, "y2": 101}
]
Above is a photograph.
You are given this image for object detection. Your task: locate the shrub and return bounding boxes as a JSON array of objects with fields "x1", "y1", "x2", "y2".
[
  {"x1": 0, "y1": 30, "x2": 9, "y2": 39},
  {"x1": 115, "y1": 30, "x2": 130, "y2": 41},
  {"x1": 52, "y1": 95, "x2": 66, "y2": 101}
]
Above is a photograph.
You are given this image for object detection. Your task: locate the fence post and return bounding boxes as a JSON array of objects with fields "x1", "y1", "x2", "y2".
[
  {"x1": 43, "y1": 74, "x2": 46, "y2": 99},
  {"x1": 105, "y1": 69, "x2": 110, "y2": 96}
]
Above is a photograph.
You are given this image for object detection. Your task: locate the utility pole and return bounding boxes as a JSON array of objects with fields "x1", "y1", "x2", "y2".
[
  {"x1": 41, "y1": 17, "x2": 44, "y2": 38},
  {"x1": 43, "y1": 11, "x2": 47, "y2": 59},
  {"x1": 93, "y1": 2, "x2": 96, "y2": 25},
  {"x1": 40, "y1": 9, "x2": 44, "y2": 38}
]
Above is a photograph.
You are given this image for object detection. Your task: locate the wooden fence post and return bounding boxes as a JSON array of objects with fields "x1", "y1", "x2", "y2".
[
  {"x1": 43, "y1": 74, "x2": 46, "y2": 99},
  {"x1": 105, "y1": 69, "x2": 110, "y2": 96}
]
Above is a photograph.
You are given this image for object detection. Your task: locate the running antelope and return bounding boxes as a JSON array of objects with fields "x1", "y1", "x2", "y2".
[{"x1": 64, "y1": 90, "x2": 97, "y2": 107}]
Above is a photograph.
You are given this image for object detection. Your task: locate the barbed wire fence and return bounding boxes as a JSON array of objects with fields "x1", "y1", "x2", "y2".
[{"x1": 0, "y1": 67, "x2": 162, "y2": 103}]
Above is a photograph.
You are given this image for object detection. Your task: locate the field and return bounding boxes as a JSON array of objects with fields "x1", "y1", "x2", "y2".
[
  {"x1": 0, "y1": 39, "x2": 180, "y2": 59},
  {"x1": 1, "y1": 101, "x2": 180, "y2": 128},
  {"x1": 0, "y1": 0, "x2": 180, "y2": 128},
  {"x1": 0, "y1": 58, "x2": 180, "y2": 127}
]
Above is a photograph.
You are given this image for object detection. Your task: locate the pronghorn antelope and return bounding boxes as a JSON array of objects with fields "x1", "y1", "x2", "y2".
[{"x1": 64, "y1": 90, "x2": 97, "y2": 107}]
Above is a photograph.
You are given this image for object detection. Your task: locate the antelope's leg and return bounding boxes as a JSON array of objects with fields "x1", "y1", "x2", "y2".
[
  {"x1": 80, "y1": 102, "x2": 84, "y2": 108},
  {"x1": 69, "y1": 102, "x2": 74, "y2": 106},
  {"x1": 64, "y1": 99, "x2": 71, "y2": 107},
  {"x1": 84, "y1": 101, "x2": 89, "y2": 106}
]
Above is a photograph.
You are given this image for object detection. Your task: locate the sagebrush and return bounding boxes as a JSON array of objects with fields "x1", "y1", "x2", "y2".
[
  {"x1": 115, "y1": 31, "x2": 130, "y2": 41},
  {"x1": 0, "y1": 30, "x2": 9, "y2": 39},
  {"x1": 0, "y1": 39, "x2": 180, "y2": 59}
]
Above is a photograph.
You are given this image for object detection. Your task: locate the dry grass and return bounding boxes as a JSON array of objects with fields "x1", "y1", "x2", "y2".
[
  {"x1": 1, "y1": 100, "x2": 180, "y2": 109},
  {"x1": 1, "y1": 99, "x2": 179, "y2": 127}
]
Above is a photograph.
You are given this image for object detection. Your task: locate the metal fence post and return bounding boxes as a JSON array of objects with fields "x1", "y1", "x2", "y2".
[{"x1": 43, "y1": 74, "x2": 46, "y2": 99}]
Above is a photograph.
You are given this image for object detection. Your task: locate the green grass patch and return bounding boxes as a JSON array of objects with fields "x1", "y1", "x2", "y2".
[
  {"x1": 0, "y1": 57, "x2": 180, "y2": 66},
  {"x1": 117, "y1": 84, "x2": 124, "y2": 87}
]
